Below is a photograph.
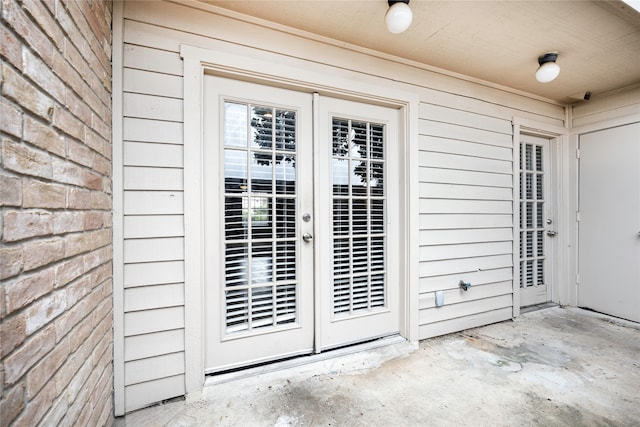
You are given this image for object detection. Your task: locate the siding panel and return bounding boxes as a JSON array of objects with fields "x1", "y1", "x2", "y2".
[
  {"x1": 124, "y1": 260, "x2": 185, "y2": 287},
  {"x1": 123, "y1": 118, "x2": 183, "y2": 144},
  {"x1": 123, "y1": 166, "x2": 183, "y2": 191},
  {"x1": 123, "y1": 68, "x2": 183, "y2": 98},
  {"x1": 123, "y1": 191, "x2": 183, "y2": 215},
  {"x1": 124, "y1": 352, "x2": 186, "y2": 386},
  {"x1": 123, "y1": 43, "x2": 183, "y2": 75},
  {"x1": 124, "y1": 329, "x2": 185, "y2": 361},
  {"x1": 124, "y1": 215, "x2": 184, "y2": 239},
  {"x1": 124, "y1": 375, "x2": 186, "y2": 413},
  {"x1": 123, "y1": 93, "x2": 183, "y2": 122},
  {"x1": 124, "y1": 237, "x2": 184, "y2": 263},
  {"x1": 124, "y1": 283, "x2": 185, "y2": 312},
  {"x1": 124, "y1": 142, "x2": 183, "y2": 167},
  {"x1": 124, "y1": 306, "x2": 185, "y2": 336}
]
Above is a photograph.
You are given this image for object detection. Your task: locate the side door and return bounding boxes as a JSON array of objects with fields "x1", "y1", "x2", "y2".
[{"x1": 578, "y1": 123, "x2": 640, "y2": 322}]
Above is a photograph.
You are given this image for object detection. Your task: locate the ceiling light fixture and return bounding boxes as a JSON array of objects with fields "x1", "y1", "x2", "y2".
[
  {"x1": 385, "y1": 0, "x2": 412, "y2": 34},
  {"x1": 535, "y1": 52, "x2": 560, "y2": 83}
]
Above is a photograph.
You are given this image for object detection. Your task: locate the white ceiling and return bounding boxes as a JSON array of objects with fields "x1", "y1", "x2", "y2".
[{"x1": 202, "y1": 0, "x2": 640, "y2": 104}]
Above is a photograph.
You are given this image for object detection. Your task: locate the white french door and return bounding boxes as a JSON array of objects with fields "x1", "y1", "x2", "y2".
[
  {"x1": 316, "y1": 97, "x2": 400, "y2": 350},
  {"x1": 203, "y1": 77, "x2": 400, "y2": 373},
  {"x1": 519, "y1": 134, "x2": 555, "y2": 307}
]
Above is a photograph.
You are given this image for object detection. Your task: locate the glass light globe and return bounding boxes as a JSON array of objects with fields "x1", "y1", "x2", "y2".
[
  {"x1": 385, "y1": 2, "x2": 413, "y2": 34},
  {"x1": 535, "y1": 61, "x2": 560, "y2": 83}
]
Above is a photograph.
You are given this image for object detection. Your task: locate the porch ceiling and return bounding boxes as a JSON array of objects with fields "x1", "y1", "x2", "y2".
[{"x1": 201, "y1": 0, "x2": 640, "y2": 105}]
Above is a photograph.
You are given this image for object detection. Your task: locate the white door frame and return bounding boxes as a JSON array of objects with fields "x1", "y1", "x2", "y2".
[
  {"x1": 512, "y1": 118, "x2": 569, "y2": 317},
  {"x1": 181, "y1": 43, "x2": 420, "y2": 395}
]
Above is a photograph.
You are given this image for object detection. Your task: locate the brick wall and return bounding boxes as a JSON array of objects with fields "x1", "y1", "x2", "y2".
[{"x1": 0, "y1": 0, "x2": 113, "y2": 425}]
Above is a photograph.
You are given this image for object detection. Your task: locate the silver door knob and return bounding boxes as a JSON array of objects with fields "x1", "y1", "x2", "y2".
[
  {"x1": 302, "y1": 233, "x2": 313, "y2": 242},
  {"x1": 547, "y1": 230, "x2": 557, "y2": 236}
]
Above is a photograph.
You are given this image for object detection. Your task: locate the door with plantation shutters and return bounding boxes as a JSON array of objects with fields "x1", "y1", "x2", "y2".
[
  {"x1": 519, "y1": 134, "x2": 555, "y2": 307},
  {"x1": 316, "y1": 97, "x2": 400, "y2": 350},
  {"x1": 203, "y1": 77, "x2": 400, "y2": 372},
  {"x1": 203, "y1": 77, "x2": 314, "y2": 372}
]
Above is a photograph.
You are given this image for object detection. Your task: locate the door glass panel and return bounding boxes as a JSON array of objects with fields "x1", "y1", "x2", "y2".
[
  {"x1": 331, "y1": 117, "x2": 387, "y2": 317},
  {"x1": 222, "y1": 100, "x2": 299, "y2": 335},
  {"x1": 520, "y1": 141, "x2": 546, "y2": 288}
]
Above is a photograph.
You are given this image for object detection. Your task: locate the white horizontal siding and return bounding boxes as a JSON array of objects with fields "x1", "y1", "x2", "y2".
[
  {"x1": 125, "y1": 375, "x2": 186, "y2": 413},
  {"x1": 124, "y1": 118, "x2": 183, "y2": 144},
  {"x1": 418, "y1": 102, "x2": 514, "y2": 338},
  {"x1": 124, "y1": 260, "x2": 184, "y2": 288},
  {"x1": 125, "y1": 352, "x2": 186, "y2": 386},
  {"x1": 116, "y1": 0, "x2": 567, "y2": 412}
]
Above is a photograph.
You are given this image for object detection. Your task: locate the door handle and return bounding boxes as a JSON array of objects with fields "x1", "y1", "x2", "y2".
[
  {"x1": 302, "y1": 233, "x2": 313, "y2": 242},
  {"x1": 547, "y1": 230, "x2": 557, "y2": 237}
]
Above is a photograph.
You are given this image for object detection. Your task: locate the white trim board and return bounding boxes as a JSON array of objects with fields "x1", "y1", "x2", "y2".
[{"x1": 180, "y1": 42, "x2": 421, "y2": 395}]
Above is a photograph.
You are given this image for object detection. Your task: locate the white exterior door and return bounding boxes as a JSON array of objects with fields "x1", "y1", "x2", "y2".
[
  {"x1": 578, "y1": 123, "x2": 640, "y2": 322},
  {"x1": 316, "y1": 97, "x2": 400, "y2": 350},
  {"x1": 519, "y1": 134, "x2": 555, "y2": 307},
  {"x1": 203, "y1": 77, "x2": 400, "y2": 372}
]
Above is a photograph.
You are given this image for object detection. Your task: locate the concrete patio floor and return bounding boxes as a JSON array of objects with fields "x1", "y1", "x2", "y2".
[{"x1": 118, "y1": 307, "x2": 640, "y2": 426}]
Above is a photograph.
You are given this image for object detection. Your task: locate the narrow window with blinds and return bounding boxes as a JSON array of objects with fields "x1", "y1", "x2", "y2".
[
  {"x1": 331, "y1": 118, "x2": 387, "y2": 317},
  {"x1": 223, "y1": 101, "x2": 298, "y2": 335},
  {"x1": 519, "y1": 142, "x2": 545, "y2": 288}
]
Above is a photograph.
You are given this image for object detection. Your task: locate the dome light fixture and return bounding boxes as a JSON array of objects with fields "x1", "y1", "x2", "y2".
[
  {"x1": 385, "y1": 0, "x2": 412, "y2": 34},
  {"x1": 535, "y1": 52, "x2": 560, "y2": 83}
]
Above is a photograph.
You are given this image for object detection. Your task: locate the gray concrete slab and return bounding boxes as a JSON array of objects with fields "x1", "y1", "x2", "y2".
[{"x1": 118, "y1": 307, "x2": 640, "y2": 426}]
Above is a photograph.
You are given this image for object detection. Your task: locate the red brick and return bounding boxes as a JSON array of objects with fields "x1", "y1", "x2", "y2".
[
  {"x1": 23, "y1": 237, "x2": 65, "y2": 272},
  {"x1": 89, "y1": 369, "x2": 112, "y2": 426},
  {"x1": 54, "y1": 286, "x2": 101, "y2": 342},
  {"x1": 0, "y1": 383, "x2": 25, "y2": 427},
  {"x1": 67, "y1": 139, "x2": 95, "y2": 169},
  {"x1": 4, "y1": 267, "x2": 54, "y2": 314},
  {"x1": 22, "y1": 0, "x2": 66, "y2": 52},
  {"x1": 0, "y1": 245, "x2": 23, "y2": 280},
  {"x1": 84, "y1": 247, "x2": 110, "y2": 273},
  {"x1": 0, "y1": 312, "x2": 26, "y2": 358},
  {"x1": 3, "y1": 209, "x2": 53, "y2": 242},
  {"x1": 53, "y1": 106, "x2": 85, "y2": 142},
  {"x1": 66, "y1": 275, "x2": 91, "y2": 307},
  {"x1": 68, "y1": 319, "x2": 92, "y2": 354},
  {"x1": 0, "y1": 173, "x2": 22, "y2": 207},
  {"x1": 23, "y1": 115, "x2": 66, "y2": 158},
  {"x1": 23, "y1": 178, "x2": 66, "y2": 208},
  {"x1": 65, "y1": 88, "x2": 93, "y2": 125},
  {"x1": 26, "y1": 336, "x2": 69, "y2": 398},
  {"x1": 24, "y1": 290, "x2": 67, "y2": 335},
  {"x1": 90, "y1": 190, "x2": 111, "y2": 210},
  {"x1": 91, "y1": 113, "x2": 110, "y2": 141},
  {"x1": 1, "y1": 97, "x2": 22, "y2": 138},
  {"x1": 51, "y1": 157, "x2": 85, "y2": 188},
  {"x1": 83, "y1": 211, "x2": 104, "y2": 230},
  {"x1": 53, "y1": 211, "x2": 84, "y2": 234},
  {"x1": 1, "y1": 63, "x2": 54, "y2": 121},
  {"x1": 85, "y1": 128, "x2": 111, "y2": 160},
  {"x1": 64, "y1": 231, "x2": 94, "y2": 257},
  {"x1": 93, "y1": 153, "x2": 111, "y2": 176},
  {"x1": 3, "y1": 325, "x2": 55, "y2": 384},
  {"x1": 2, "y1": 0, "x2": 54, "y2": 66},
  {"x1": 22, "y1": 46, "x2": 66, "y2": 102},
  {"x1": 54, "y1": 255, "x2": 84, "y2": 288},
  {"x1": 66, "y1": 188, "x2": 92, "y2": 210},
  {"x1": 12, "y1": 379, "x2": 57, "y2": 427},
  {"x1": 52, "y1": 49, "x2": 84, "y2": 100},
  {"x1": 83, "y1": 169, "x2": 103, "y2": 191},
  {"x1": 0, "y1": 22, "x2": 22, "y2": 70},
  {"x1": 38, "y1": 395, "x2": 68, "y2": 427},
  {"x1": 2, "y1": 139, "x2": 53, "y2": 180},
  {"x1": 53, "y1": 336, "x2": 90, "y2": 395}
]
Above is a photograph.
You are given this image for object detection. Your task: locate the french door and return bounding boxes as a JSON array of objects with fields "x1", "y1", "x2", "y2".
[
  {"x1": 519, "y1": 134, "x2": 555, "y2": 307},
  {"x1": 203, "y1": 76, "x2": 399, "y2": 373}
]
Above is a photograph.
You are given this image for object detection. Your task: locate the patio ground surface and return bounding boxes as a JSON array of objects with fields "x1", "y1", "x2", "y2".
[{"x1": 117, "y1": 306, "x2": 640, "y2": 426}]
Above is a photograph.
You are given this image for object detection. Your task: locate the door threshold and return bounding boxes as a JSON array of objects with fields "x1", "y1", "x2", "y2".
[
  {"x1": 520, "y1": 302, "x2": 559, "y2": 314},
  {"x1": 204, "y1": 335, "x2": 413, "y2": 387}
]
